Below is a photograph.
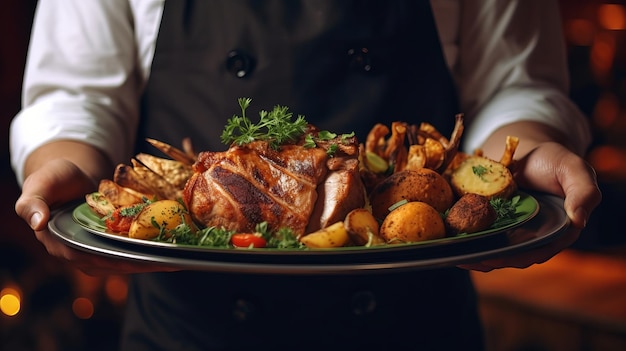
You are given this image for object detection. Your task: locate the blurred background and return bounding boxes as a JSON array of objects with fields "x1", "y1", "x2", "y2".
[{"x1": 1, "y1": 1, "x2": 625, "y2": 350}]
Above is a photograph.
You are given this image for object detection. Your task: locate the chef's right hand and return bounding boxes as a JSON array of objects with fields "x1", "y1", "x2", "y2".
[{"x1": 15, "y1": 158, "x2": 177, "y2": 275}]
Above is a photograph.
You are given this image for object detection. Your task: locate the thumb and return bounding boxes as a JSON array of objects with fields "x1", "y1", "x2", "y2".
[{"x1": 15, "y1": 159, "x2": 96, "y2": 231}]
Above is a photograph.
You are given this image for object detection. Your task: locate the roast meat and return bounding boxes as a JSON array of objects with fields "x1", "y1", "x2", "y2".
[{"x1": 183, "y1": 134, "x2": 365, "y2": 235}]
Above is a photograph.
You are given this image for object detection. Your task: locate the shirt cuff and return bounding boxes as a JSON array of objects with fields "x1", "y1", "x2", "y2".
[
  {"x1": 462, "y1": 84, "x2": 592, "y2": 156},
  {"x1": 9, "y1": 98, "x2": 134, "y2": 185}
]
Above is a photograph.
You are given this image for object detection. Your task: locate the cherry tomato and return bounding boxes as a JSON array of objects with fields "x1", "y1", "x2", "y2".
[
  {"x1": 231, "y1": 233, "x2": 267, "y2": 248},
  {"x1": 104, "y1": 207, "x2": 136, "y2": 233}
]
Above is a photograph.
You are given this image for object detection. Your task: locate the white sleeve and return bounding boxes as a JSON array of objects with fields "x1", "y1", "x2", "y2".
[
  {"x1": 9, "y1": 0, "x2": 162, "y2": 184},
  {"x1": 453, "y1": 0, "x2": 592, "y2": 155}
]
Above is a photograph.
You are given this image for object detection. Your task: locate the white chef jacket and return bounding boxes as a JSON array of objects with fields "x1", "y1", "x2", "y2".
[{"x1": 9, "y1": 0, "x2": 591, "y2": 184}]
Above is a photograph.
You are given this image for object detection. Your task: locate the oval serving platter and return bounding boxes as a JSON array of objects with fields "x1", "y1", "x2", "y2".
[
  {"x1": 48, "y1": 191, "x2": 568, "y2": 274},
  {"x1": 71, "y1": 191, "x2": 539, "y2": 253}
]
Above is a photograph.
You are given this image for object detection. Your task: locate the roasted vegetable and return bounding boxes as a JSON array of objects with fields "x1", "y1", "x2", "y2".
[
  {"x1": 449, "y1": 156, "x2": 516, "y2": 199},
  {"x1": 380, "y1": 201, "x2": 446, "y2": 243},
  {"x1": 444, "y1": 193, "x2": 497, "y2": 235},
  {"x1": 369, "y1": 168, "x2": 454, "y2": 220},
  {"x1": 129, "y1": 200, "x2": 196, "y2": 240},
  {"x1": 343, "y1": 208, "x2": 385, "y2": 246},
  {"x1": 300, "y1": 221, "x2": 350, "y2": 248}
]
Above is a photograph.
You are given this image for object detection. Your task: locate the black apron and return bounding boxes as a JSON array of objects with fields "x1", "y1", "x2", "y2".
[{"x1": 122, "y1": 1, "x2": 484, "y2": 350}]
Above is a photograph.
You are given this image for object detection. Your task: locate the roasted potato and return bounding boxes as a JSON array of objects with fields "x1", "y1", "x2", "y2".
[
  {"x1": 369, "y1": 168, "x2": 454, "y2": 219},
  {"x1": 129, "y1": 200, "x2": 195, "y2": 240},
  {"x1": 445, "y1": 193, "x2": 497, "y2": 235},
  {"x1": 85, "y1": 191, "x2": 116, "y2": 216},
  {"x1": 380, "y1": 201, "x2": 446, "y2": 243},
  {"x1": 449, "y1": 156, "x2": 516, "y2": 199},
  {"x1": 300, "y1": 221, "x2": 350, "y2": 248},
  {"x1": 134, "y1": 153, "x2": 194, "y2": 190},
  {"x1": 97, "y1": 179, "x2": 146, "y2": 208},
  {"x1": 114, "y1": 164, "x2": 158, "y2": 198},
  {"x1": 343, "y1": 208, "x2": 385, "y2": 246}
]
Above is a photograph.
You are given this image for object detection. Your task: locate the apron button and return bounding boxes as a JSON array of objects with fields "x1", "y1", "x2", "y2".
[
  {"x1": 351, "y1": 290, "x2": 377, "y2": 316},
  {"x1": 232, "y1": 298, "x2": 258, "y2": 322},
  {"x1": 347, "y1": 47, "x2": 373, "y2": 73},
  {"x1": 226, "y1": 49, "x2": 255, "y2": 78}
]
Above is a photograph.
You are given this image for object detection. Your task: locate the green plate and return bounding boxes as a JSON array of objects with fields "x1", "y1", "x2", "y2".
[{"x1": 72, "y1": 192, "x2": 539, "y2": 252}]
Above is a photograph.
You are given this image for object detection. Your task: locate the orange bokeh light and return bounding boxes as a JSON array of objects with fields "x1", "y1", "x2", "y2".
[
  {"x1": 72, "y1": 297, "x2": 94, "y2": 320},
  {"x1": 0, "y1": 287, "x2": 21, "y2": 317},
  {"x1": 593, "y1": 92, "x2": 620, "y2": 128},
  {"x1": 587, "y1": 145, "x2": 626, "y2": 180},
  {"x1": 598, "y1": 4, "x2": 626, "y2": 30},
  {"x1": 104, "y1": 275, "x2": 128, "y2": 305},
  {"x1": 565, "y1": 19, "x2": 595, "y2": 46},
  {"x1": 590, "y1": 33, "x2": 616, "y2": 79}
]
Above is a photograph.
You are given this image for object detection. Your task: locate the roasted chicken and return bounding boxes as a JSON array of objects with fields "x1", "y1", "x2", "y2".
[{"x1": 183, "y1": 130, "x2": 366, "y2": 235}]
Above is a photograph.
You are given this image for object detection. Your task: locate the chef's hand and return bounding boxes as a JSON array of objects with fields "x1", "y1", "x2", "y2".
[
  {"x1": 460, "y1": 141, "x2": 602, "y2": 271},
  {"x1": 14, "y1": 143, "x2": 178, "y2": 276}
]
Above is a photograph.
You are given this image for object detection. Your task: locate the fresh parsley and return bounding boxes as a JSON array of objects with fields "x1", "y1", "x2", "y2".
[
  {"x1": 490, "y1": 195, "x2": 521, "y2": 228},
  {"x1": 472, "y1": 164, "x2": 489, "y2": 181},
  {"x1": 221, "y1": 97, "x2": 308, "y2": 149}
]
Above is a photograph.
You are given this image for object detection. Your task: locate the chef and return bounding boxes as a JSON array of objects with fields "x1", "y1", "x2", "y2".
[{"x1": 10, "y1": 1, "x2": 602, "y2": 350}]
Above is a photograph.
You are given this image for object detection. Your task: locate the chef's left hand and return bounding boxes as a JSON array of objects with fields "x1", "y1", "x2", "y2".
[{"x1": 459, "y1": 141, "x2": 602, "y2": 271}]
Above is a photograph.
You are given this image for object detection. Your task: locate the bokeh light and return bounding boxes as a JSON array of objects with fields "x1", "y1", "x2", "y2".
[
  {"x1": 105, "y1": 275, "x2": 128, "y2": 305},
  {"x1": 590, "y1": 32, "x2": 616, "y2": 79},
  {"x1": 72, "y1": 297, "x2": 94, "y2": 320},
  {"x1": 565, "y1": 19, "x2": 595, "y2": 46},
  {"x1": 598, "y1": 4, "x2": 626, "y2": 30},
  {"x1": 592, "y1": 91, "x2": 620, "y2": 128},
  {"x1": 0, "y1": 287, "x2": 22, "y2": 317}
]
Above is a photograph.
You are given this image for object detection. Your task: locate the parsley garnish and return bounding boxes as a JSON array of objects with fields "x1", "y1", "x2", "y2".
[
  {"x1": 267, "y1": 227, "x2": 304, "y2": 249},
  {"x1": 221, "y1": 98, "x2": 308, "y2": 149},
  {"x1": 472, "y1": 164, "x2": 489, "y2": 181},
  {"x1": 326, "y1": 144, "x2": 339, "y2": 157},
  {"x1": 303, "y1": 134, "x2": 317, "y2": 148},
  {"x1": 490, "y1": 195, "x2": 521, "y2": 228},
  {"x1": 317, "y1": 131, "x2": 337, "y2": 140}
]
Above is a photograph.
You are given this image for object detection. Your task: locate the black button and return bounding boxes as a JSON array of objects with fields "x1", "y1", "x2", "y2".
[
  {"x1": 347, "y1": 47, "x2": 373, "y2": 73},
  {"x1": 351, "y1": 290, "x2": 377, "y2": 316},
  {"x1": 232, "y1": 298, "x2": 257, "y2": 322},
  {"x1": 226, "y1": 49, "x2": 255, "y2": 78}
]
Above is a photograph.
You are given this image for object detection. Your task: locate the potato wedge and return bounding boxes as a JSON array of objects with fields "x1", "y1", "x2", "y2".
[
  {"x1": 98, "y1": 179, "x2": 145, "y2": 207},
  {"x1": 300, "y1": 222, "x2": 350, "y2": 248},
  {"x1": 85, "y1": 191, "x2": 116, "y2": 216},
  {"x1": 380, "y1": 201, "x2": 446, "y2": 243},
  {"x1": 134, "y1": 153, "x2": 194, "y2": 189},
  {"x1": 449, "y1": 156, "x2": 516, "y2": 199},
  {"x1": 113, "y1": 164, "x2": 158, "y2": 198},
  {"x1": 343, "y1": 208, "x2": 384, "y2": 246},
  {"x1": 129, "y1": 200, "x2": 195, "y2": 240},
  {"x1": 130, "y1": 158, "x2": 180, "y2": 200}
]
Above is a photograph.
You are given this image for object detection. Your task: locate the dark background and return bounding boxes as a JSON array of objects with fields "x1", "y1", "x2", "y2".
[{"x1": 1, "y1": 1, "x2": 625, "y2": 350}]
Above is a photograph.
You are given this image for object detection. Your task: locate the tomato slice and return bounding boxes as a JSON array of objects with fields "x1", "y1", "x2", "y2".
[
  {"x1": 104, "y1": 208, "x2": 135, "y2": 233},
  {"x1": 231, "y1": 233, "x2": 267, "y2": 248}
]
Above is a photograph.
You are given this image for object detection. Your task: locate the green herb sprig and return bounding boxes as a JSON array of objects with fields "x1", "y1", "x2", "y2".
[
  {"x1": 221, "y1": 98, "x2": 308, "y2": 149},
  {"x1": 490, "y1": 195, "x2": 521, "y2": 228}
]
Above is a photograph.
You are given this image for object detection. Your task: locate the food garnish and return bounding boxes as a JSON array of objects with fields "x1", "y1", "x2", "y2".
[{"x1": 220, "y1": 97, "x2": 308, "y2": 149}]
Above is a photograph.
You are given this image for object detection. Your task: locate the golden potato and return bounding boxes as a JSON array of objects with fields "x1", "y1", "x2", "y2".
[
  {"x1": 380, "y1": 201, "x2": 446, "y2": 243},
  {"x1": 369, "y1": 168, "x2": 454, "y2": 219},
  {"x1": 300, "y1": 221, "x2": 350, "y2": 248},
  {"x1": 129, "y1": 200, "x2": 195, "y2": 240},
  {"x1": 445, "y1": 193, "x2": 497, "y2": 235},
  {"x1": 449, "y1": 156, "x2": 516, "y2": 199},
  {"x1": 343, "y1": 208, "x2": 385, "y2": 246}
]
